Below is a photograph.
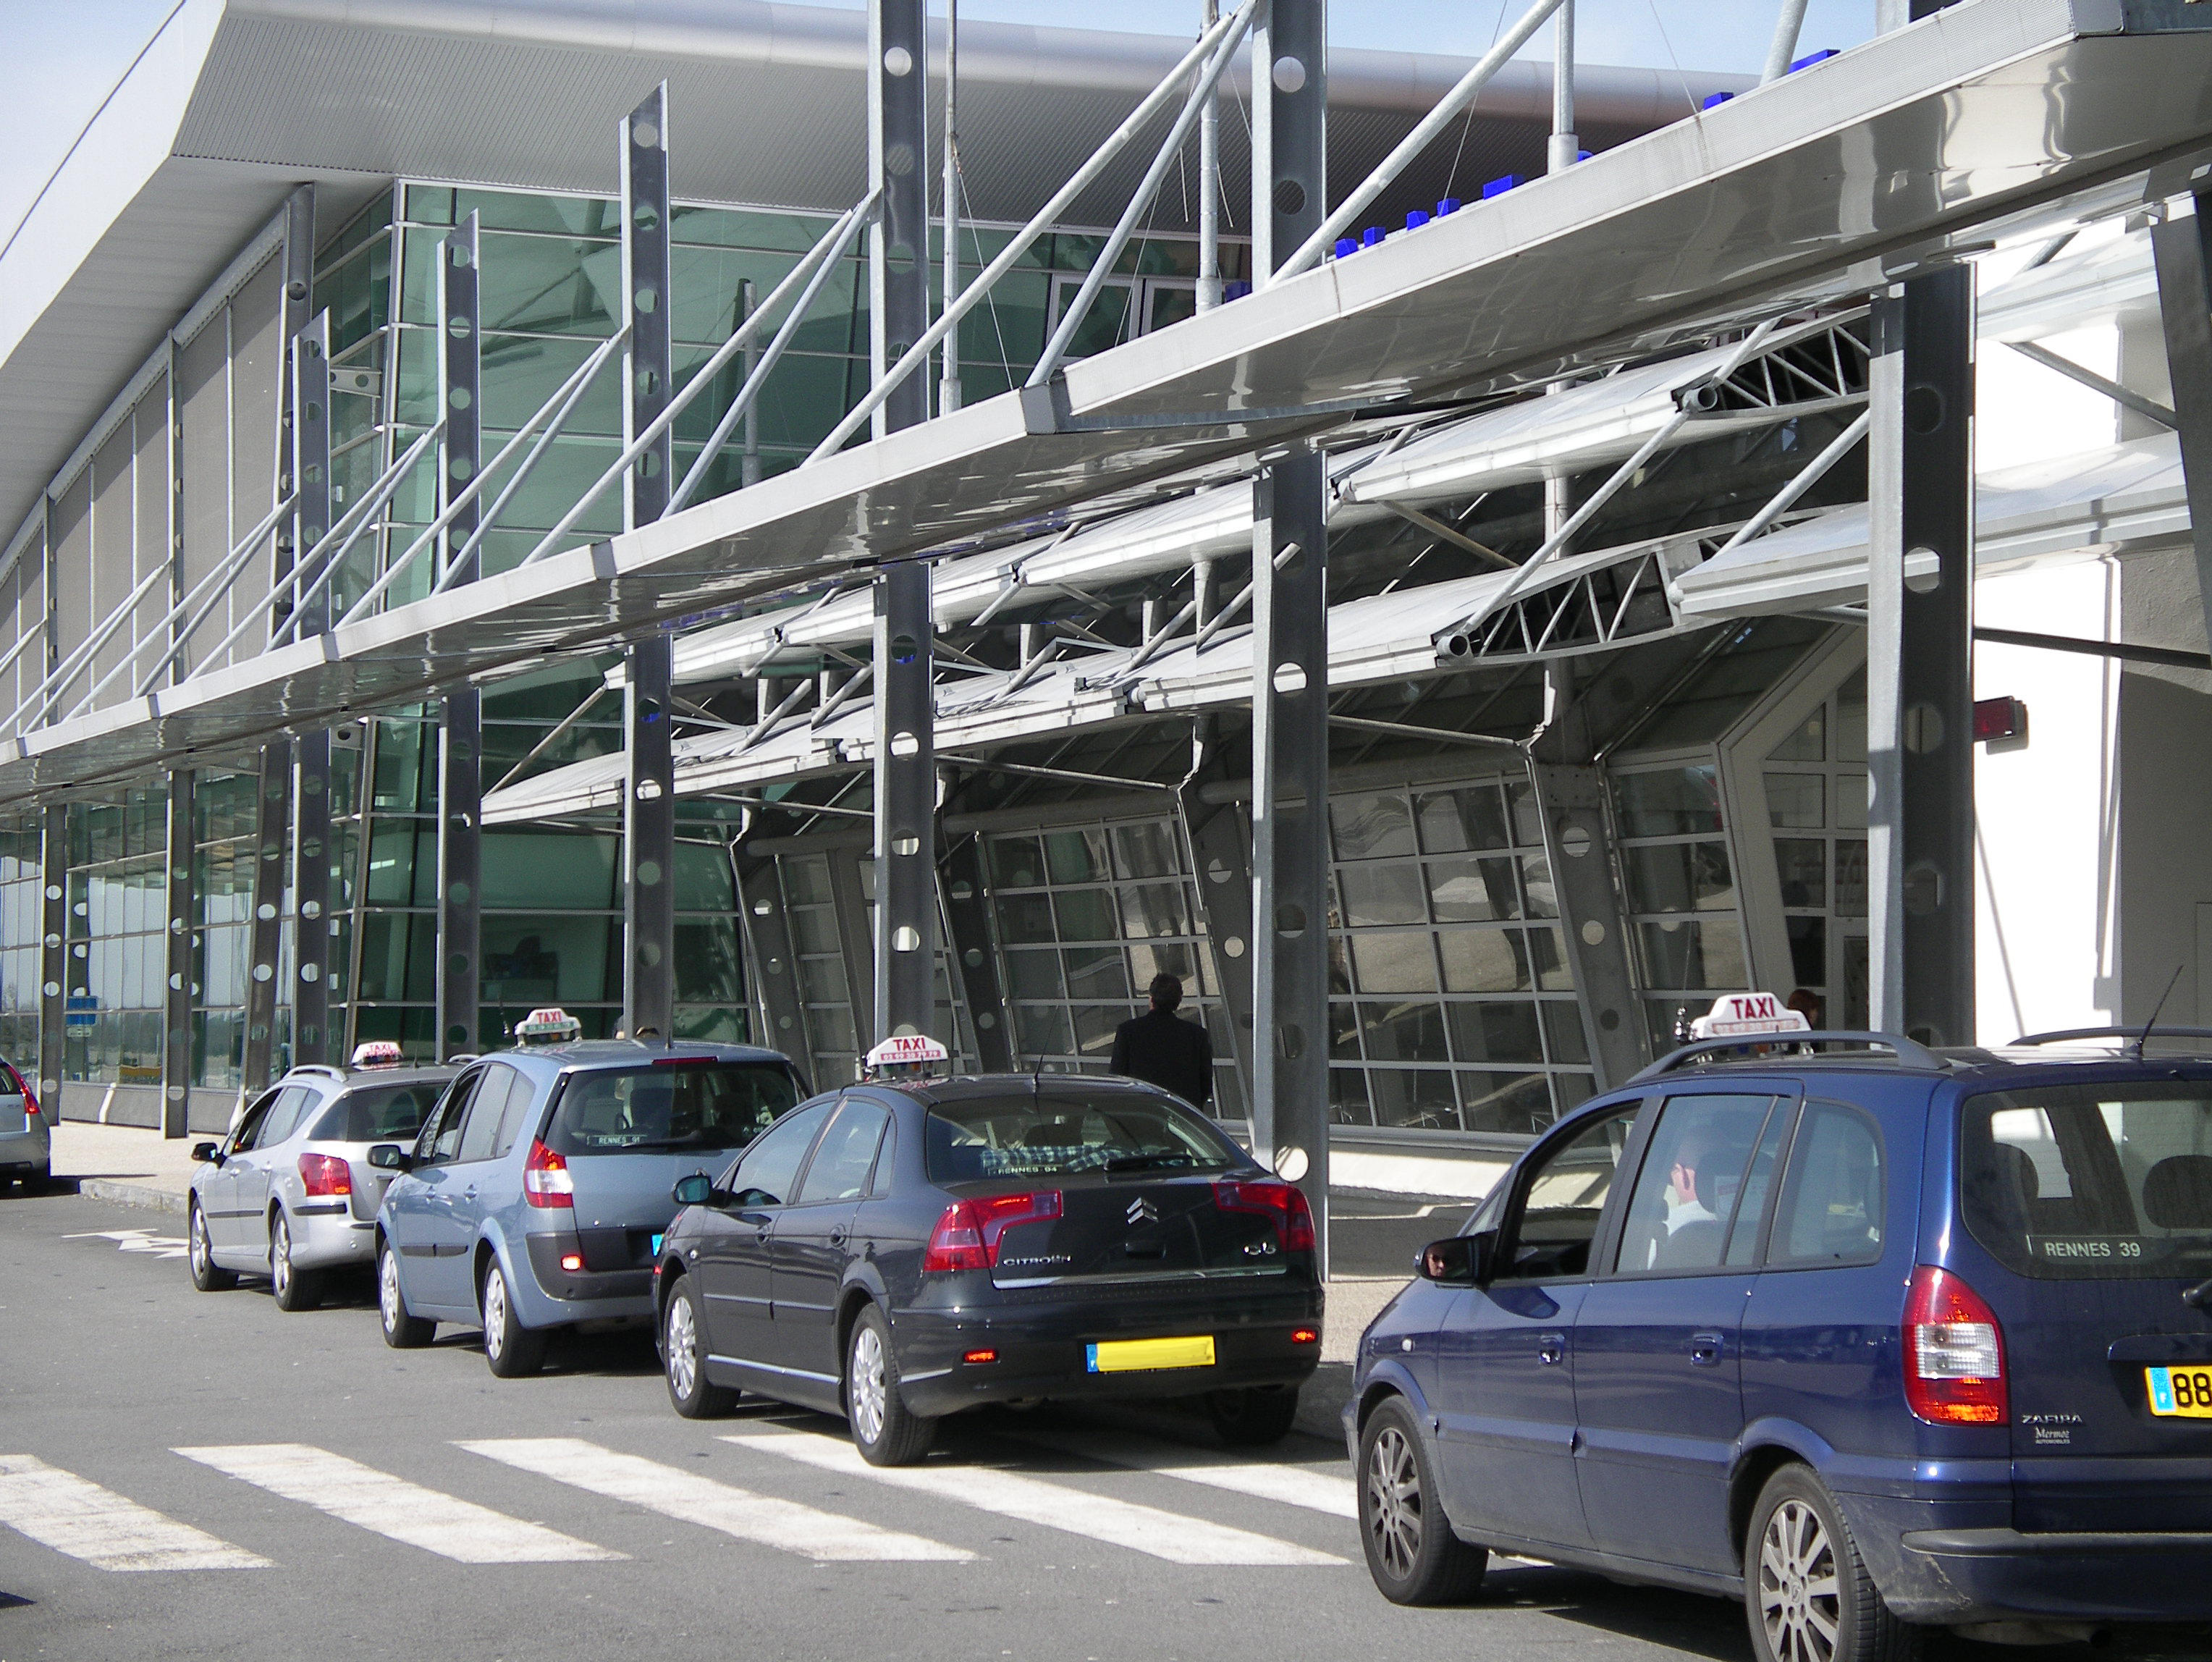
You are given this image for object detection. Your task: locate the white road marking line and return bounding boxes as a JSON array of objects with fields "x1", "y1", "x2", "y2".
[
  {"x1": 1000, "y1": 1429, "x2": 1358, "y2": 1519},
  {"x1": 62, "y1": 1228, "x2": 190, "y2": 1261},
  {"x1": 0, "y1": 1456, "x2": 269, "y2": 1572},
  {"x1": 458, "y1": 1438, "x2": 972, "y2": 1563},
  {"x1": 722, "y1": 1430, "x2": 1345, "y2": 1566},
  {"x1": 172, "y1": 1444, "x2": 622, "y2": 1564}
]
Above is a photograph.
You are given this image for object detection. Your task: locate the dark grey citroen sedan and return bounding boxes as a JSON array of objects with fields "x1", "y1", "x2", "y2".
[{"x1": 654, "y1": 1073, "x2": 1324, "y2": 1464}]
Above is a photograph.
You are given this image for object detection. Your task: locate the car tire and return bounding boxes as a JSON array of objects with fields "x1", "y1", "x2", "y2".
[
  {"x1": 1205, "y1": 1385, "x2": 1301, "y2": 1446},
  {"x1": 377, "y1": 1237, "x2": 434, "y2": 1348},
  {"x1": 188, "y1": 1202, "x2": 238, "y2": 1293},
  {"x1": 845, "y1": 1304, "x2": 935, "y2": 1467},
  {"x1": 1746, "y1": 1464, "x2": 1921, "y2": 1662},
  {"x1": 662, "y1": 1278, "x2": 738, "y2": 1419},
  {"x1": 1357, "y1": 1396, "x2": 1488, "y2": 1606},
  {"x1": 480, "y1": 1257, "x2": 547, "y2": 1379},
  {"x1": 22, "y1": 1163, "x2": 50, "y2": 1195},
  {"x1": 269, "y1": 1212, "x2": 324, "y2": 1312}
]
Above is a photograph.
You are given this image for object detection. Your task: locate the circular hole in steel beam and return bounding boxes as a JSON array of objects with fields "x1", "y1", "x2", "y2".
[
  {"x1": 892, "y1": 926, "x2": 921, "y2": 952},
  {"x1": 1271, "y1": 55, "x2": 1306, "y2": 93},
  {"x1": 890, "y1": 731, "x2": 921, "y2": 758},
  {"x1": 1272, "y1": 662, "x2": 1307, "y2": 696}
]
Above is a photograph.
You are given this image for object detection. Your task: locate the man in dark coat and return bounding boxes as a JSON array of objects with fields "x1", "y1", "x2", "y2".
[{"x1": 1110, "y1": 974, "x2": 1214, "y2": 1108}]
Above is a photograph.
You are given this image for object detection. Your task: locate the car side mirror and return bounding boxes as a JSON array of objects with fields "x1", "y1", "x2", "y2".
[
  {"x1": 190, "y1": 1141, "x2": 222, "y2": 1165},
  {"x1": 672, "y1": 1173, "x2": 721, "y2": 1207},
  {"x1": 1419, "y1": 1230, "x2": 1495, "y2": 1286},
  {"x1": 367, "y1": 1144, "x2": 411, "y2": 1172}
]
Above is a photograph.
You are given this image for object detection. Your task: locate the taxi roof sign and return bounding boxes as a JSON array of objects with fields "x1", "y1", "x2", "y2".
[
  {"x1": 349, "y1": 1040, "x2": 404, "y2": 1069},
  {"x1": 865, "y1": 1034, "x2": 949, "y2": 1068},
  {"x1": 1689, "y1": 992, "x2": 1812, "y2": 1041},
  {"x1": 515, "y1": 1006, "x2": 583, "y2": 1045}
]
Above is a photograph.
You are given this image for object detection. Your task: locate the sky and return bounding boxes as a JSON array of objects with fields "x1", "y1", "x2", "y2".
[{"x1": 0, "y1": 1, "x2": 1878, "y2": 250}]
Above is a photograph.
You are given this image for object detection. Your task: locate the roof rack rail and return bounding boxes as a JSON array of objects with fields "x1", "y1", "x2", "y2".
[
  {"x1": 1629, "y1": 1029, "x2": 1943, "y2": 1084},
  {"x1": 2012, "y1": 1026, "x2": 2212, "y2": 1048}
]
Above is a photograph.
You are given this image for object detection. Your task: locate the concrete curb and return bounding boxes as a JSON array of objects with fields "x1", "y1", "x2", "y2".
[{"x1": 69, "y1": 1178, "x2": 189, "y2": 1216}]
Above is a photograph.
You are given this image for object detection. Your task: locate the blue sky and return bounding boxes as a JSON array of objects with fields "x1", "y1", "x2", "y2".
[{"x1": 1, "y1": 1, "x2": 1878, "y2": 248}]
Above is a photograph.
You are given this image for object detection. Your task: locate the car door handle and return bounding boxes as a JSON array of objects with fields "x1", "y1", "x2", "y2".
[
  {"x1": 1536, "y1": 1333, "x2": 1566, "y2": 1367},
  {"x1": 1690, "y1": 1333, "x2": 1724, "y2": 1367}
]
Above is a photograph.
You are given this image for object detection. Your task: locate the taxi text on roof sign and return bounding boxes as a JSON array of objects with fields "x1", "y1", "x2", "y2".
[
  {"x1": 866, "y1": 1034, "x2": 950, "y2": 1067},
  {"x1": 1689, "y1": 992, "x2": 1812, "y2": 1041},
  {"x1": 349, "y1": 1040, "x2": 404, "y2": 1068}
]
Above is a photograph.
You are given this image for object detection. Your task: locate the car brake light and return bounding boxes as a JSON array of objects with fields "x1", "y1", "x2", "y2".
[
  {"x1": 1904, "y1": 1265, "x2": 2006, "y2": 1425},
  {"x1": 922, "y1": 1190, "x2": 1063, "y2": 1273},
  {"x1": 297, "y1": 1152, "x2": 353, "y2": 1197},
  {"x1": 1291, "y1": 1328, "x2": 1320, "y2": 1345},
  {"x1": 1213, "y1": 1178, "x2": 1317, "y2": 1253},
  {"x1": 11, "y1": 1066, "x2": 36, "y2": 1129},
  {"x1": 523, "y1": 1139, "x2": 574, "y2": 1208},
  {"x1": 963, "y1": 1348, "x2": 998, "y2": 1364},
  {"x1": 560, "y1": 1253, "x2": 583, "y2": 1272}
]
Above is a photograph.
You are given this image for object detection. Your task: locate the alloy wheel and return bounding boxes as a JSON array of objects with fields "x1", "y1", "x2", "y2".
[
  {"x1": 1757, "y1": 1496, "x2": 1842, "y2": 1662},
  {"x1": 379, "y1": 1249, "x2": 402, "y2": 1333},
  {"x1": 667, "y1": 1294, "x2": 699, "y2": 1401},
  {"x1": 483, "y1": 1267, "x2": 507, "y2": 1359},
  {"x1": 271, "y1": 1219, "x2": 291, "y2": 1298},
  {"x1": 850, "y1": 1323, "x2": 888, "y2": 1446},
  {"x1": 190, "y1": 1209, "x2": 212, "y2": 1276},
  {"x1": 1365, "y1": 1424, "x2": 1423, "y2": 1582}
]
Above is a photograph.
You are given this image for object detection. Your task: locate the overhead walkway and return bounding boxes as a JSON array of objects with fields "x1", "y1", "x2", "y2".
[{"x1": 6, "y1": 0, "x2": 2210, "y2": 806}]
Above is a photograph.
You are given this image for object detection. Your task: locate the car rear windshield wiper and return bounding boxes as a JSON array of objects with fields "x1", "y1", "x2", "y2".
[{"x1": 618, "y1": 1135, "x2": 735, "y2": 1152}]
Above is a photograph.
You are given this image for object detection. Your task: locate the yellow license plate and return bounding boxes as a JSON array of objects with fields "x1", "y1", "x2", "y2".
[
  {"x1": 1086, "y1": 1335, "x2": 1216, "y2": 1374},
  {"x1": 2145, "y1": 1366, "x2": 2212, "y2": 1417}
]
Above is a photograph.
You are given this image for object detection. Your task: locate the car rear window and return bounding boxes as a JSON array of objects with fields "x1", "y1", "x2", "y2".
[
  {"x1": 924, "y1": 1089, "x2": 1238, "y2": 1182},
  {"x1": 315, "y1": 1082, "x2": 445, "y2": 1144},
  {"x1": 544, "y1": 1060, "x2": 800, "y2": 1157},
  {"x1": 1962, "y1": 1084, "x2": 2212, "y2": 1280}
]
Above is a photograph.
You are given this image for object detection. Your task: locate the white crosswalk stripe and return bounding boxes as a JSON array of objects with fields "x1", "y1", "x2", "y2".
[
  {"x1": 457, "y1": 1438, "x2": 974, "y2": 1563},
  {"x1": 1000, "y1": 1429, "x2": 1358, "y2": 1519},
  {"x1": 173, "y1": 1444, "x2": 623, "y2": 1564},
  {"x1": 721, "y1": 1430, "x2": 1346, "y2": 1566},
  {"x1": 0, "y1": 1455, "x2": 269, "y2": 1572}
]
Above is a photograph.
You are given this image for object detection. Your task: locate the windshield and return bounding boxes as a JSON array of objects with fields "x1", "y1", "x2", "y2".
[
  {"x1": 544, "y1": 1061, "x2": 801, "y2": 1157},
  {"x1": 1962, "y1": 1084, "x2": 2212, "y2": 1280},
  {"x1": 924, "y1": 1088, "x2": 1239, "y2": 1183},
  {"x1": 318, "y1": 1081, "x2": 445, "y2": 1144}
]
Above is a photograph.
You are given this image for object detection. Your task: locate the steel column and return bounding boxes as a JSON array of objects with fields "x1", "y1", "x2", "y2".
[
  {"x1": 871, "y1": 0, "x2": 939, "y2": 1042},
  {"x1": 2152, "y1": 194, "x2": 2212, "y2": 657},
  {"x1": 1867, "y1": 269, "x2": 1975, "y2": 1044},
  {"x1": 269, "y1": 185, "x2": 316, "y2": 636},
  {"x1": 1250, "y1": 448, "x2": 1331, "y2": 1267},
  {"x1": 162, "y1": 770, "x2": 195, "y2": 1136},
  {"x1": 940, "y1": 0, "x2": 963, "y2": 415},
  {"x1": 941, "y1": 833, "x2": 1013, "y2": 1071},
  {"x1": 733, "y1": 847, "x2": 808, "y2": 1063},
  {"x1": 622, "y1": 87, "x2": 677, "y2": 1039},
  {"x1": 291, "y1": 314, "x2": 333, "y2": 1067},
  {"x1": 38, "y1": 805, "x2": 64, "y2": 1115},
  {"x1": 1178, "y1": 762, "x2": 1257, "y2": 1114},
  {"x1": 241, "y1": 739, "x2": 292, "y2": 1090},
  {"x1": 1250, "y1": 0, "x2": 1325, "y2": 290},
  {"x1": 437, "y1": 216, "x2": 484, "y2": 1060},
  {"x1": 1197, "y1": 0, "x2": 1223, "y2": 311}
]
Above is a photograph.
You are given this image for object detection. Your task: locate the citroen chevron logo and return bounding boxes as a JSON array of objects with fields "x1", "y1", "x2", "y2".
[{"x1": 1126, "y1": 1197, "x2": 1159, "y2": 1225}]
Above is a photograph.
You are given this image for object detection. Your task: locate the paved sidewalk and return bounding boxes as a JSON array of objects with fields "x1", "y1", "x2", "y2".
[{"x1": 48, "y1": 1121, "x2": 202, "y2": 1215}]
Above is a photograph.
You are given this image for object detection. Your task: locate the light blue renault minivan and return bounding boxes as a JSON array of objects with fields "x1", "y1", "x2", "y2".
[{"x1": 371, "y1": 1037, "x2": 801, "y2": 1376}]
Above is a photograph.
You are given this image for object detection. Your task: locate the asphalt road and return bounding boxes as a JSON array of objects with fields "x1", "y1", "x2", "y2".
[{"x1": 1, "y1": 1189, "x2": 2200, "y2": 1662}]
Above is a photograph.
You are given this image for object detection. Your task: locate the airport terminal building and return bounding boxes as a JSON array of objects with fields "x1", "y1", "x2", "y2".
[{"x1": 5, "y1": 0, "x2": 2210, "y2": 1170}]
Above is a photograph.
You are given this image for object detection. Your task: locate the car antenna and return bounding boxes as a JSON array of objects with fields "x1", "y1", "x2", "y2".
[{"x1": 2136, "y1": 963, "x2": 2186, "y2": 1060}]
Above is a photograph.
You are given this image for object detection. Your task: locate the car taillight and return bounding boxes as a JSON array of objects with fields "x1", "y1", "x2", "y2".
[
  {"x1": 1213, "y1": 1178, "x2": 1317, "y2": 1254},
  {"x1": 11, "y1": 1066, "x2": 36, "y2": 1129},
  {"x1": 297, "y1": 1152, "x2": 353, "y2": 1197},
  {"x1": 1904, "y1": 1265, "x2": 2006, "y2": 1425},
  {"x1": 523, "y1": 1139, "x2": 573, "y2": 1208},
  {"x1": 922, "y1": 1190, "x2": 1063, "y2": 1273}
]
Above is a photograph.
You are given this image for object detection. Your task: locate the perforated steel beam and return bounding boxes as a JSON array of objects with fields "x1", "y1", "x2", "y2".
[
  {"x1": 38, "y1": 804, "x2": 64, "y2": 1114},
  {"x1": 1178, "y1": 757, "x2": 1257, "y2": 1113},
  {"x1": 872, "y1": 0, "x2": 939, "y2": 1042},
  {"x1": 291, "y1": 314, "x2": 333, "y2": 1067},
  {"x1": 241, "y1": 738, "x2": 291, "y2": 1091},
  {"x1": 437, "y1": 216, "x2": 483, "y2": 1061},
  {"x1": 162, "y1": 770, "x2": 195, "y2": 1136},
  {"x1": 1249, "y1": 0, "x2": 1328, "y2": 1269},
  {"x1": 1867, "y1": 267, "x2": 1974, "y2": 1045},
  {"x1": 624, "y1": 87, "x2": 677, "y2": 1039},
  {"x1": 941, "y1": 833, "x2": 1013, "y2": 1071},
  {"x1": 734, "y1": 847, "x2": 808, "y2": 1063}
]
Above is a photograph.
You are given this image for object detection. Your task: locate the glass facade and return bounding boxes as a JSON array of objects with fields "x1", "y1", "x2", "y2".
[{"x1": 1763, "y1": 668, "x2": 1870, "y2": 1030}]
